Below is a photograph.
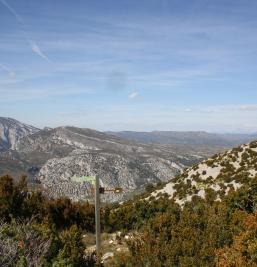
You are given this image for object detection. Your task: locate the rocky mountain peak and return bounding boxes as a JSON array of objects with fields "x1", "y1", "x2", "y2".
[{"x1": 0, "y1": 117, "x2": 39, "y2": 152}]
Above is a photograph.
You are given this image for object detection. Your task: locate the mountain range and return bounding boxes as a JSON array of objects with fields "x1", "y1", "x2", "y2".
[{"x1": 0, "y1": 117, "x2": 205, "y2": 201}]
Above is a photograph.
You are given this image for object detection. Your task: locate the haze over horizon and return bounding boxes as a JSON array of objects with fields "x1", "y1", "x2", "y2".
[{"x1": 1, "y1": 0, "x2": 257, "y2": 132}]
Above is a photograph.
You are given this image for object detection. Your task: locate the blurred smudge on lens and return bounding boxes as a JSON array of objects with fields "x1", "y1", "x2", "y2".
[{"x1": 106, "y1": 71, "x2": 127, "y2": 91}]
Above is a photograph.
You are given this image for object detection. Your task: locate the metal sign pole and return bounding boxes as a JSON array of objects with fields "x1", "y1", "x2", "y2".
[{"x1": 95, "y1": 176, "x2": 101, "y2": 266}]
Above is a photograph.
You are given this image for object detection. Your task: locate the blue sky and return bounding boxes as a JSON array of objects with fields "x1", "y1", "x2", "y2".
[{"x1": 1, "y1": 0, "x2": 257, "y2": 132}]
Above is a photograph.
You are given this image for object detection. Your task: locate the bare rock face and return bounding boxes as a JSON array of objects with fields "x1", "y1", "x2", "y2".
[
  {"x1": 38, "y1": 150, "x2": 181, "y2": 202},
  {"x1": 0, "y1": 117, "x2": 39, "y2": 151}
]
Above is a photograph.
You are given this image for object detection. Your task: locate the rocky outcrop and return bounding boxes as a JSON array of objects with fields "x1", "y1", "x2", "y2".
[{"x1": 38, "y1": 150, "x2": 182, "y2": 201}]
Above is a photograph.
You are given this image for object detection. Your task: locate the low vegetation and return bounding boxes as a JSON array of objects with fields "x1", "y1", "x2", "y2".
[{"x1": 0, "y1": 169, "x2": 257, "y2": 266}]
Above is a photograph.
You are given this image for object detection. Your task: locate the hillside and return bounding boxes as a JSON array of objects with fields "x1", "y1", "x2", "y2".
[
  {"x1": 103, "y1": 141, "x2": 257, "y2": 266},
  {"x1": 0, "y1": 117, "x2": 39, "y2": 152},
  {"x1": 149, "y1": 140, "x2": 257, "y2": 205},
  {"x1": 1, "y1": 140, "x2": 257, "y2": 266}
]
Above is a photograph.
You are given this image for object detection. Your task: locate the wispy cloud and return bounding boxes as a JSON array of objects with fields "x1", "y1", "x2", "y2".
[
  {"x1": 29, "y1": 40, "x2": 51, "y2": 63},
  {"x1": 129, "y1": 91, "x2": 139, "y2": 99},
  {"x1": 182, "y1": 105, "x2": 257, "y2": 114},
  {"x1": 0, "y1": 64, "x2": 16, "y2": 79},
  {"x1": 1, "y1": 0, "x2": 51, "y2": 63},
  {"x1": 0, "y1": 84, "x2": 93, "y2": 102},
  {"x1": 0, "y1": 0, "x2": 23, "y2": 23}
]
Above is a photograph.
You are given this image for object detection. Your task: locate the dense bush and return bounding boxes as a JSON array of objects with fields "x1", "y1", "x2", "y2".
[
  {"x1": 0, "y1": 175, "x2": 95, "y2": 232},
  {"x1": 0, "y1": 175, "x2": 96, "y2": 266},
  {"x1": 0, "y1": 220, "x2": 93, "y2": 266},
  {"x1": 1, "y1": 174, "x2": 257, "y2": 266}
]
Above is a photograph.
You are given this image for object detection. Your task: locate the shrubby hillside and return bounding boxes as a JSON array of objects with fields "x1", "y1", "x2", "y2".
[
  {"x1": 1, "y1": 141, "x2": 257, "y2": 266},
  {"x1": 105, "y1": 141, "x2": 257, "y2": 266},
  {"x1": 107, "y1": 181, "x2": 257, "y2": 266},
  {"x1": 148, "y1": 140, "x2": 257, "y2": 206}
]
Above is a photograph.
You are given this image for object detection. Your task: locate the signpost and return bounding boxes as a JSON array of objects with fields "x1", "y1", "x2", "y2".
[
  {"x1": 71, "y1": 174, "x2": 123, "y2": 266},
  {"x1": 95, "y1": 176, "x2": 101, "y2": 266}
]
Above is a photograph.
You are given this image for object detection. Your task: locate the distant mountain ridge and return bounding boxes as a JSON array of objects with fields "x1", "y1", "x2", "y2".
[
  {"x1": 107, "y1": 131, "x2": 257, "y2": 147},
  {"x1": 1, "y1": 117, "x2": 256, "y2": 202},
  {"x1": 0, "y1": 117, "x2": 39, "y2": 152}
]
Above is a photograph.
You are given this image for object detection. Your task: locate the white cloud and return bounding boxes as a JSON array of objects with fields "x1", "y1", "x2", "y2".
[
  {"x1": 1, "y1": 0, "x2": 51, "y2": 63},
  {"x1": 129, "y1": 91, "x2": 139, "y2": 99},
  {"x1": 30, "y1": 41, "x2": 51, "y2": 63},
  {"x1": 0, "y1": 64, "x2": 16, "y2": 79}
]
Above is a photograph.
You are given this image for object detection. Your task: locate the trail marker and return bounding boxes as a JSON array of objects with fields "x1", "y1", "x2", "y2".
[{"x1": 71, "y1": 174, "x2": 123, "y2": 266}]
